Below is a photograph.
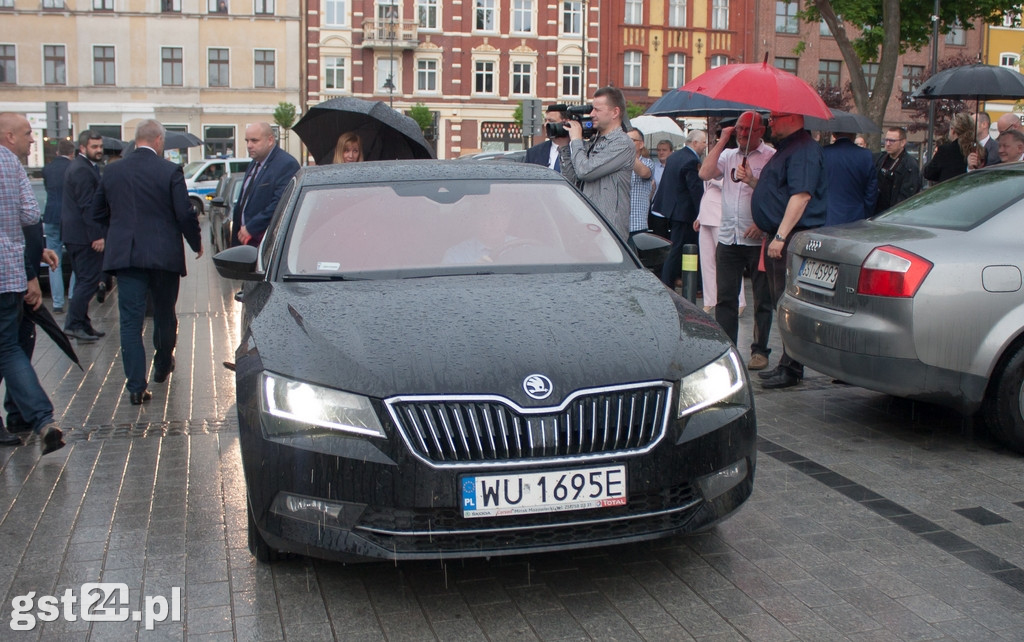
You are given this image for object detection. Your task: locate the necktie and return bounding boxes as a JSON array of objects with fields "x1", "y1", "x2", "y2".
[{"x1": 553, "y1": 154, "x2": 561, "y2": 172}]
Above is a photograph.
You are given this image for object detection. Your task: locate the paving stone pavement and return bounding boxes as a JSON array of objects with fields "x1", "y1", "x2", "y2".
[{"x1": 1, "y1": 223, "x2": 1023, "y2": 640}]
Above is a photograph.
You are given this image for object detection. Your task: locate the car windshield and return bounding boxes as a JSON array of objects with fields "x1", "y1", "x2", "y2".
[
  {"x1": 875, "y1": 168, "x2": 1024, "y2": 230},
  {"x1": 182, "y1": 161, "x2": 205, "y2": 180},
  {"x1": 282, "y1": 180, "x2": 628, "y2": 278}
]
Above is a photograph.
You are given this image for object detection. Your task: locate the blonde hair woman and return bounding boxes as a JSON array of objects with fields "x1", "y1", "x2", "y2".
[
  {"x1": 923, "y1": 112, "x2": 976, "y2": 183},
  {"x1": 332, "y1": 132, "x2": 364, "y2": 164}
]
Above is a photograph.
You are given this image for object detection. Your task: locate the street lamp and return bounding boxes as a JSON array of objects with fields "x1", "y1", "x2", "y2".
[
  {"x1": 580, "y1": 0, "x2": 587, "y2": 102},
  {"x1": 387, "y1": 5, "x2": 396, "y2": 108}
]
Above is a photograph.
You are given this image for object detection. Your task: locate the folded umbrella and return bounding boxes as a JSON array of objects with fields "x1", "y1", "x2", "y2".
[{"x1": 23, "y1": 303, "x2": 82, "y2": 370}]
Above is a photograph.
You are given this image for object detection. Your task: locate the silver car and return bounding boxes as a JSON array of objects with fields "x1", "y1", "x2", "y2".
[{"x1": 779, "y1": 163, "x2": 1024, "y2": 454}]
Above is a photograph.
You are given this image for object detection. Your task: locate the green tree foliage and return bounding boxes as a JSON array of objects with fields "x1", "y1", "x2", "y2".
[
  {"x1": 408, "y1": 103, "x2": 434, "y2": 134},
  {"x1": 512, "y1": 104, "x2": 523, "y2": 127},
  {"x1": 627, "y1": 101, "x2": 645, "y2": 121},
  {"x1": 273, "y1": 102, "x2": 297, "y2": 147}
]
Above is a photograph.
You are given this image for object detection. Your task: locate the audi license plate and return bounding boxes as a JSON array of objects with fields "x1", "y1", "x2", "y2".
[
  {"x1": 461, "y1": 465, "x2": 627, "y2": 518},
  {"x1": 798, "y1": 258, "x2": 839, "y2": 289}
]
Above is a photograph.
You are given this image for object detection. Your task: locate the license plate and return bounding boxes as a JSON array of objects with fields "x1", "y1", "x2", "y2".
[
  {"x1": 798, "y1": 258, "x2": 839, "y2": 289},
  {"x1": 461, "y1": 465, "x2": 627, "y2": 518}
]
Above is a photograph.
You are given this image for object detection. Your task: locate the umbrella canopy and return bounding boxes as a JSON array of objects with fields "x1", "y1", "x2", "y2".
[
  {"x1": 24, "y1": 304, "x2": 82, "y2": 370},
  {"x1": 910, "y1": 63, "x2": 1024, "y2": 101},
  {"x1": 645, "y1": 89, "x2": 763, "y2": 117},
  {"x1": 804, "y1": 108, "x2": 880, "y2": 134},
  {"x1": 293, "y1": 97, "x2": 436, "y2": 164},
  {"x1": 629, "y1": 114, "x2": 687, "y2": 149},
  {"x1": 101, "y1": 136, "x2": 124, "y2": 152},
  {"x1": 124, "y1": 130, "x2": 204, "y2": 153},
  {"x1": 680, "y1": 56, "x2": 832, "y2": 120}
]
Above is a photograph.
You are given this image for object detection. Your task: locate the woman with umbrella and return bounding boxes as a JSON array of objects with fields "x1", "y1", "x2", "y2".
[
  {"x1": 923, "y1": 112, "x2": 979, "y2": 183},
  {"x1": 332, "y1": 132, "x2": 364, "y2": 164}
]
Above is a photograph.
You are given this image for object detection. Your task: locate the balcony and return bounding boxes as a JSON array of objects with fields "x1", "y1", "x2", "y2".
[{"x1": 362, "y1": 19, "x2": 419, "y2": 50}]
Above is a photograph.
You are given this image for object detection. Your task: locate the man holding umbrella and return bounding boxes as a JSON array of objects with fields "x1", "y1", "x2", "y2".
[{"x1": 234, "y1": 122, "x2": 299, "y2": 247}]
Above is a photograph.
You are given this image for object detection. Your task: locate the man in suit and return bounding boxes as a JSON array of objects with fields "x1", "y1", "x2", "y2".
[
  {"x1": 41, "y1": 139, "x2": 74, "y2": 312},
  {"x1": 822, "y1": 132, "x2": 878, "y2": 226},
  {"x1": 233, "y1": 122, "x2": 300, "y2": 247},
  {"x1": 977, "y1": 112, "x2": 999, "y2": 166},
  {"x1": 652, "y1": 129, "x2": 706, "y2": 288},
  {"x1": 61, "y1": 129, "x2": 107, "y2": 342},
  {"x1": 91, "y1": 119, "x2": 202, "y2": 405},
  {"x1": 524, "y1": 106, "x2": 569, "y2": 170}
]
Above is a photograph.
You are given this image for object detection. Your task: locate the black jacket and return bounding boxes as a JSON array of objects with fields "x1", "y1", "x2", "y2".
[{"x1": 874, "y1": 151, "x2": 922, "y2": 215}]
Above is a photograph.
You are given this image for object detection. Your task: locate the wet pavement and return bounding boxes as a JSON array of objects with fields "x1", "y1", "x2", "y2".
[{"x1": 2, "y1": 222, "x2": 1023, "y2": 640}]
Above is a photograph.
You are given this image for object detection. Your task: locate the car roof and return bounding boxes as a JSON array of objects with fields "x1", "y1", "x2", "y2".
[{"x1": 296, "y1": 159, "x2": 564, "y2": 186}]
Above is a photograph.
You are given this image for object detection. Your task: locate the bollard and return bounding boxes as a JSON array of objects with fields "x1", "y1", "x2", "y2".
[{"x1": 681, "y1": 243, "x2": 699, "y2": 304}]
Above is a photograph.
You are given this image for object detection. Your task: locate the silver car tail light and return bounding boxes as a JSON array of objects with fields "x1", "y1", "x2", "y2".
[{"x1": 857, "y1": 245, "x2": 933, "y2": 298}]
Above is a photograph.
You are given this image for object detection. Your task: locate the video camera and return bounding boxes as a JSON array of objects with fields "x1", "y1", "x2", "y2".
[{"x1": 545, "y1": 104, "x2": 597, "y2": 139}]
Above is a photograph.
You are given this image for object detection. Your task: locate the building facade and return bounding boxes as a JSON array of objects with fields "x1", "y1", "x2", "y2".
[
  {"x1": 1, "y1": 0, "x2": 301, "y2": 169},
  {"x1": 982, "y1": 10, "x2": 1024, "y2": 129}
]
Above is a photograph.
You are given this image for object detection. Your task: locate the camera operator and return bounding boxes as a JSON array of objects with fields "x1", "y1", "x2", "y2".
[{"x1": 557, "y1": 86, "x2": 635, "y2": 239}]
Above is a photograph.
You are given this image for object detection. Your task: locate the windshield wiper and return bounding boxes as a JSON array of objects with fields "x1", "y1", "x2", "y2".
[{"x1": 282, "y1": 274, "x2": 365, "y2": 282}]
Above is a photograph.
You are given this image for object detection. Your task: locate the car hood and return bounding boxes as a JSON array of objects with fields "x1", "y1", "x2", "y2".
[{"x1": 247, "y1": 270, "x2": 728, "y2": 406}]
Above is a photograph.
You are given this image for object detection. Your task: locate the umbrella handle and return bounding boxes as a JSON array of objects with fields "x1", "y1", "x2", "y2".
[{"x1": 730, "y1": 157, "x2": 748, "y2": 183}]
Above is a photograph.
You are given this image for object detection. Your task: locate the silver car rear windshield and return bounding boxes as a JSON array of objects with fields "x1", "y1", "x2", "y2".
[
  {"x1": 283, "y1": 180, "x2": 628, "y2": 277},
  {"x1": 875, "y1": 169, "x2": 1024, "y2": 230}
]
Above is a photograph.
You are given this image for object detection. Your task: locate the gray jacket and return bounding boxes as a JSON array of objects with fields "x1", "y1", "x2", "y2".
[{"x1": 559, "y1": 127, "x2": 635, "y2": 239}]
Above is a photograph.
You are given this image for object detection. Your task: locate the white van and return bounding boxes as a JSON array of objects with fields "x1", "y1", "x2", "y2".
[{"x1": 183, "y1": 157, "x2": 251, "y2": 214}]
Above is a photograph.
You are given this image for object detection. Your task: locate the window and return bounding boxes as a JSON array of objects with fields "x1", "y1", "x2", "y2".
[
  {"x1": 0, "y1": 0, "x2": 12, "y2": 8},
  {"x1": 93, "y1": 0, "x2": 113, "y2": 10},
  {"x1": 0, "y1": 45, "x2": 13, "y2": 84},
  {"x1": 161, "y1": 47, "x2": 183, "y2": 86},
  {"x1": 712, "y1": 0, "x2": 728, "y2": 29},
  {"x1": 820, "y1": 19, "x2": 832, "y2": 36},
  {"x1": 945, "y1": 24, "x2": 965, "y2": 45},
  {"x1": 416, "y1": 0, "x2": 437, "y2": 29},
  {"x1": 625, "y1": 0, "x2": 642, "y2": 24},
  {"x1": 901, "y1": 64, "x2": 923, "y2": 107},
  {"x1": 44, "y1": 45, "x2": 65, "y2": 85},
  {"x1": 204, "y1": 125, "x2": 235, "y2": 158},
  {"x1": 474, "y1": 59, "x2": 495, "y2": 93},
  {"x1": 561, "y1": 63, "x2": 580, "y2": 97},
  {"x1": 668, "y1": 0, "x2": 686, "y2": 27},
  {"x1": 254, "y1": 49, "x2": 275, "y2": 88},
  {"x1": 325, "y1": 0, "x2": 345, "y2": 25},
  {"x1": 819, "y1": 59, "x2": 840, "y2": 86},
  {"x1": 209, "y1": 0, "x2": 227, "y2": 13},
  {"x1": 775, "y1": 56, "x2": 797, "y2": 74},
  {"x1": 710, "y1": 54, "x2": 728, "y2": 68},
  {"x1": 254, "y1": 0, "x2": 272, "y2": 14},
  {"x1": 93, "y1": 45, "x2": 115, "y2": 85},
  {"x1": 376, "y1": 1, "x2": 399, "y2": 38},
  {"x1": 667, "y1": 53, "x2": 686, "y2": 88},
  {"x1": 208, "y1": 48, "x2": 229, "y2": 87},
  {"x1": 861, "y1": 62, "x2": 878, "y2": 94},
  {"x1": 475, "y1": 0, "x2": 496, "y2": 31},
  {"x1": 624, "y1": 51, "x2": 642, "y2": 87},
  {"x1": 162, "y1": 0, "x2": 180, "y2": 12},
  {"x1": 416, "y1": 58, "x2": 437, "y2": 92},
  {"x1": 1001, "y1": 53, "x2": 1020, "y2": 69},
  {"x1": 511, "y1": 61, "x2": 531, "y2": 95},
  {"x1": 325, "y1": 56, "x2": 346, "y2": 91},
  {"x1": 512, "y1": 0, "x2": 532, "y2": 32},
  {"x1": 42, "y1": 0, "x2": 63, "y2": 7},
  {"x1": 376, "y1": 56, "x2": 397, "y2": 93},
  {"x1": 775, "y1": 2, "x2": 798, "y2": 34},
  {"x1": 562, "y1": 1, "x2": 582, "y2": 35}
]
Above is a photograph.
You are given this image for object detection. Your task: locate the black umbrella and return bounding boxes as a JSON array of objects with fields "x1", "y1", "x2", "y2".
[
  {"x1": 645, "y1": 89, "x2": 765, "y2": 117},
  {"x1": 910, "y1": 63, "x2": 1024, "y2": 102},
  {"x1": 804, "y1": 108, "x2": 881, "y2": 133},
  {"x1": 101, "y1": 136, "x2": 124, "y2": 152},
  {"x1": 292, "y1": 97, "x2": 436, "y2": 164},
  {"x1": 124, "y1": 130, "x2": 204, "y2": 153},
  {"x1": 24, "y1": 304, "x2": 82, "y2": 370}
]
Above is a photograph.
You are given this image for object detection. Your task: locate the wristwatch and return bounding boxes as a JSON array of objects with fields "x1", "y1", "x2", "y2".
[{"x1": 774, "y1": 233, "x2": 785, "y2": 242}]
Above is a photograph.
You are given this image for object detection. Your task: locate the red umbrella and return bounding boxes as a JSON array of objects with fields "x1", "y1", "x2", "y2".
[{"x1": 681, "y1": 54, "x2": 832, "y2": 120}]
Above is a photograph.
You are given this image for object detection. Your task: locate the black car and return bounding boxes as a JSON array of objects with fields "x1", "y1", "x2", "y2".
[
  {"x1": 214, "y1": 161, "x2": 756, "y2": 563},
  {"x1": 207, "y1": 172, "x2": 245, "y2": 253}
]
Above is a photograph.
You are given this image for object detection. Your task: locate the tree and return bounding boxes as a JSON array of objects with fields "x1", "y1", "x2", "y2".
[
  {"x1": 627, "y1": 101, "x2": 645, "y2": 121},
  {"x1": 273, "y1": 102, "x2": 297, "y2": 148},
  {"x1": 512, "y1": 104, "x2": 523, "y2": 128},
  {"x1": 800, "y1": 0, "x2": 1016, "y2": 146},
  {"x1": 408, "y1": 103, "x2": 434, "y2": 135}
]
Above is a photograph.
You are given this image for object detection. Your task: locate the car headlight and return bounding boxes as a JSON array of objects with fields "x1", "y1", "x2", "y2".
[
  {"x1": 677, "y1": 350, "x2": 746, "y2": 417},
  {"x1": 260, "y1": 372, "x2": 385, "y2": 438}
]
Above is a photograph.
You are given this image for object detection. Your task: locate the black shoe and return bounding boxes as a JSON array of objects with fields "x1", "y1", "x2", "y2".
[
  {"x1": 761, "y1": 370, "x2": 802, "y2": 390},
  {"x1": 130, "y1": 390, "x2": 153, "y2": 405},
  {"x1": 6, "y1": 416, "x2": 31, "y2": 434},
  {"x1": 53, "y1": 306, "x2": 64, "y2": 313},
  {"x1": 96, "y1": 281, "x2": 107, "y2": 304},
  {"x1": 0, "y1": 425, "x2": 21, "y2": 446},
  {"x1": 757, "y1": 365, "x2": 782, "y2": 380},
  {"x1": 65, "y1": 328, "x2": 98, "y2": 342},
  {"x1": 153, "y1": 357, "x2": 175, "y2": 383},
  {"x1": 85, "y1": 327, "x2": 105, "y2": 338},
  {"x1": 39, "y1": 424, "x2": 64, "y2": 455}
]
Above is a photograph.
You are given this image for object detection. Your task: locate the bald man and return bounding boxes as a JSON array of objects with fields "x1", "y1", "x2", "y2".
[{"x1": 233, "y1": 122, "x2": 299, "y2": 246}]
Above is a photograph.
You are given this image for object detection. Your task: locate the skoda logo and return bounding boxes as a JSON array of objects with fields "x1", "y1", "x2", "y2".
[
  {"x1": 523, "y1": 374, "x2": 553, "y2": 400},
  {"x1": 805, "y1": 239, "x2": 822, "y2": 252}
]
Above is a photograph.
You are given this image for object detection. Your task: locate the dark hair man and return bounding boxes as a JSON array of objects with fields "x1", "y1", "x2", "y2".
[
  {"x1": 823, "y1": 132, "x2": 878, "y2": 225},
  {"x1": 41, "y1": 139, "x2": 75, "y2": 312},
  {"x1": 524, "y1": 106, "x2": 569, "y2": 170},
  {"x1": 874, "y1": 127, "x2": 922, "y2": 215},
  {"x1": 977, "y1": 112, "x2": 999, "y2": 166},
  {"x1": 557, "y1": 86, "x2": 635, "y2": 239}
]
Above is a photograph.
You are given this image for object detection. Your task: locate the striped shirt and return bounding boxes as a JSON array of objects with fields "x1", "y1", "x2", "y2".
[{"x1": 0, "y1": 146, "x2": 40, "y2": 294}]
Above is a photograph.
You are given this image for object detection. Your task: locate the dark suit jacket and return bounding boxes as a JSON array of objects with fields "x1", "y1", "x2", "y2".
[
  {"x1": 524, "y1": 140, "x2": 554, "y2": 167},
  {"x1": 823, "y1": 138, "x2": 878, "y2": 225},
  {"x1": 922, "y1": 140, "x2": 967, "y2": 184},
  {"x1": 234, "y1": 146, "x2": 299, "y2": 246},
  {"x1": 41, "y1": 155, "x2": 70, "y2": 226},
  {"x1": 61, "y1": 153, "x2": 103, "y2": 245},
  {"x1": 91, "y1": 147, "x2": 201, "y2": 276},
  {"x1": 650, "y1": 146, "x2": 703, "y2": 224},
  {"x1": 984, "y1": 136, "x2": 1000, "y2": 166}
]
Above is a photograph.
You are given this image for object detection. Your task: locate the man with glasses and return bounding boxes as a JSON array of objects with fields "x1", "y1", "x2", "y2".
[
  {"x1": 751, "y1": 112, "x2": 828, "y2": 390},
  {"x1": 626, "y1": 128, "x2": 655, "y2": 236},
  {"x1": 874, "y1": 127, "x2": 922, "y2": 215}
]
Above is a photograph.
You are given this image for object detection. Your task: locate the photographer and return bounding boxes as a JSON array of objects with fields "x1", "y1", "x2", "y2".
[{"x1": 557, "y1": 86, "x2": 635, "y2": 239}]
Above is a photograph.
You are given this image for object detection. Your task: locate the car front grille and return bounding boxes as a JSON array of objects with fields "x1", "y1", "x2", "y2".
[{"x1": 385, "y1": 382, "x2": 671, "y2": 467}]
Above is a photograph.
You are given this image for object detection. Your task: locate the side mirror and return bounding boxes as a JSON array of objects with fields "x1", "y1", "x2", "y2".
[
  {"x1": 210, "y1": 196, "x2": 226, "y2": 206},
  {"x1": 629, "y1": 232, "x2": 671, "y2": 270},
  {"x1": 213, "y1": 245, "x2": 261, "y2": 281}
]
